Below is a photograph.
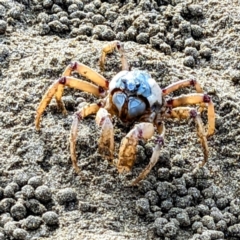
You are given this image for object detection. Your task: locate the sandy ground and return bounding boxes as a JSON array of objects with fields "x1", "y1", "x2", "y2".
[{"x1": 0, "y1": 0, "x2": 240, "y2": 239}]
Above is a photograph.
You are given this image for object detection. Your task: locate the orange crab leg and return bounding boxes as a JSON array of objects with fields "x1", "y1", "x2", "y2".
[
  {"x1": 70, "y1": 103, "x2": 100, "y2": 173},
  {"x1": 35, "y1": 81, "x2": 59, "y2": 130},
  {"x1": 117, "y1": 122, "x2": 155, "y2": 173},
  {"x1": 95, "y1": 108, "x2": 114, "y2": 161},
  {"x1": 62, "y1": 62, "x2": 109, "y2": 89},
  {"x1": 54, "y1": 84, "x2": 66, "y2": 114},
  {"x1": 164, "y1": 107, "x2": 209, "y2": 166},
  {"x1": 162, "y1": 79, "x2": 206, "y2": 112},
  {"x1": 35, "y1": 77, "x2": 105, "y2": 130},
  {"x1": 99, "y1": 41, "x2": 129, "y2": 71},
  {"x1": 53, "y1": 62, "x2": 109, "y2": 117},
  {"x1": 166, "y1": 93, "x2": 215, "y2": 136},
  {"x1": 131, "y1": 123, "x2": 166, "y2": 186},
  {"x1": 162, "y1": 79, "x2": 203, "y2": 96}
]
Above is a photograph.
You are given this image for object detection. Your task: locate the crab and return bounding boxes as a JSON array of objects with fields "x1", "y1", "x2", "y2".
[{"x1": 35, "y1": 41, "x2": 215, "y2": 185}]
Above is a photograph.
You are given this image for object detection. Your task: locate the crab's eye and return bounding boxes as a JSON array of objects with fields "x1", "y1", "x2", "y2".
[
  {"x1": 116, "y1": 42, "x2": 121, "y2": 49},
  {"x1": 136, "y1": 82, "x2": 140, "y2": 88}
]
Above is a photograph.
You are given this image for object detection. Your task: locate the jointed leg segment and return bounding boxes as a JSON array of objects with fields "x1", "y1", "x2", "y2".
[
  {"x1": 162, "y1": 79, "x2": 206, "y2": 112},
  {"x1": 99, "y1": 41, "x2": 129, "y2": 71},
  {"x1": 162, "y1": 79, "x2": 203, "y2": 96},
  {"x1": 166, "y1": 93, "x2": 215, "y2": 136},
  {"x1": 53, "y1": 62, "x2": 109, "y2": 116},
  {"x1": 164, "y1": 107, "x2": 209, "y2": 166},
  {"x1": 62, "y1": 62, "x2": 109, "y2": 89},
  {"x1": 131, "y1": 123, "x2": 166, "y2": 186},
  {"x1": 95, "y1": 108, "x2": 114, "y2": 160},
  {"x1": 35, "y1": 62, "x2": 109, "y2": 130},
  {"x1": 35, "y1": 81, "x2": 60, "y2": 130},
  {"x1": 70, "y1": 103, "x2": 100, "y2": 173},
  {"x1": 117, "y1": 123, "x2": 155, "y2": 174}
]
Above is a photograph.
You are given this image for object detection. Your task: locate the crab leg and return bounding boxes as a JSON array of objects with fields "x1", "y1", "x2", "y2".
[
  {"x1": 166, "y1": 93, "x2": 215, "y2": 136},
  {"x1": 162, "y1": 79, "x2": 206, "y2": 112},
  {"x1": 99, "y1": 41, "x2": 129, "y2": 71},
  {"x1": 53, "y1": 62, "x2": 109, "y2": 117},
  {"x1": 165, "y1": 107, "x2": 208, "y2": 166},
  {"x1": 95, "y1": 108, "x2": 114, "y2": 160},
  {"x1": 62, "y1": 62, "x2": 109, "y2": 89},
  {"x1": 70, "y1": 103, "x2": 100, "y2": 173},
  {"x1": 131, "y1": 123, "x2": 166, "y2": 186},
  {"x1": 162, "y1": 79, "x2": 203, "y2": 96},
  {"x1": 117, "y1": 122, "x2": 155, "y2": 173},
  {"x1": 35, "y1": 77, "x2": 105, "y2": 130}
]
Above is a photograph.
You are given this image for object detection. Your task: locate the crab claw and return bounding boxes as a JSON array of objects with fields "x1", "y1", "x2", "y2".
[
  {"x1": 117, "y1": 123, "x2": 155, "y2": 173},
  {"x1": 96, "y1": 108, "x2": 114, "y2": 160},
  {"x1": 131, "y1": 134, "x2": 165, "y2": 186}
]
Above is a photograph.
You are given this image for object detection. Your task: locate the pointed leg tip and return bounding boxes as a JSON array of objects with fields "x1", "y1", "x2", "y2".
[
  {"x1": 130, "y1": 179, "x2": 140, "y2": 186},
  {"x1": 73, "y1": 164, "x2": 81, "y2": 174},
  {"x1": 62, "y1": 109, "x2": 67, "y2": 115},
  {"x1": 207, "y1": 131, "x2": 214, "y2": 138},
  {"x1": 35, "y1": 122, "x2": 40, "y2": 131}
]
